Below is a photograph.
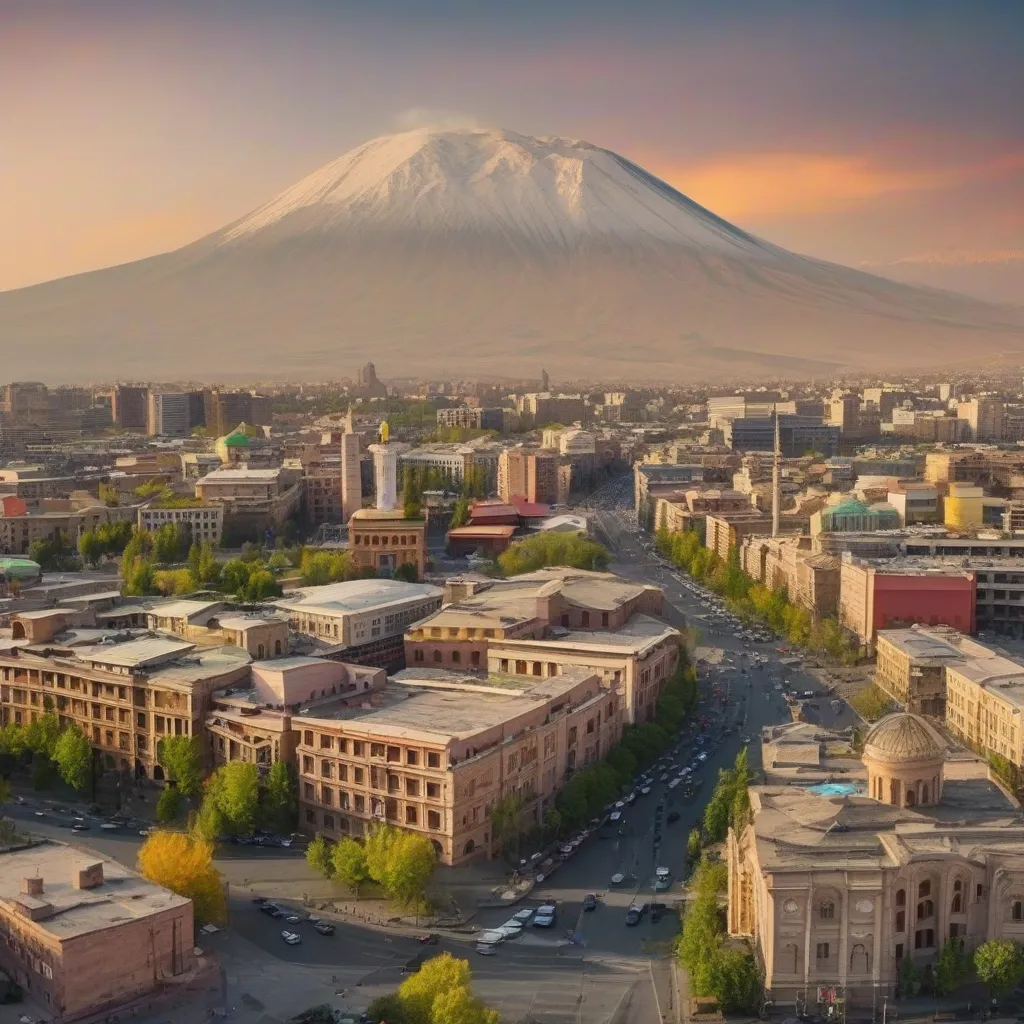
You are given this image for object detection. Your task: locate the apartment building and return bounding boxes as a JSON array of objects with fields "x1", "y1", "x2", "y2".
[
  {"x1": 0, "y1": 626, "x2": 250, "y2": 780},
  {"x1": 277, "y1": 578, "x2": 443, "y2": 667},
  {"x1": 111, "y1": 385, "x2": 148, "y2": 429},
  {"x1": 195, "y1": 465, "x2": 302, "y2": 533},
  {"x1": 138, "y1": 502, "x2": 224, "y2": 547},
  {"x1": 0, "y1": 845, "x2": 195, "y2": 1022},
  {"x1": 497, "y1": 447, "x2": 560, "y2": 504},
  {"x1": 296, "y1": 667, "x2": 619, "y2": 865},
  {"x1": 486, "y1": 614, "x2": 680, "y2": 723},
  {"x1": 303, "y1": 456, "x2": 343, "y2": 527},
  {"x1": 945, "y1": 655, "x2": 1024, "y2": 768},
  {"x1": 146, "y1": 391, "x2": 191, "y2": 437},
  {"x1": 436, "y1": 406, "x2": 504, "y2": 431},
  {"x1": 704, "y1": 512, "x2": 775, "y2": 562},
  {"x1": 405, "y1": 568, "x2": 664, "y2": 670},
  {"x1": 0, "y1": 503, "x2": 136, "y2": 556}
]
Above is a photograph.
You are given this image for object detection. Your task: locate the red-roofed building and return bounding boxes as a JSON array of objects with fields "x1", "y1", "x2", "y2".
[
  {"x1": 509, "y1": 497, "x2": 551, "y2": 521},
  {"x1": 468, "y1": 501, "x2": 519, "y2": 527},
  {"x1": 446, "y1": 524, "x2": 518, "y2": 558}
]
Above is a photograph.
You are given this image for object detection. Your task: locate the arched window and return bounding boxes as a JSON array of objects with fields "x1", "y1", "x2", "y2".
[
  {"x1": 895, "y1": 910, "x2": 905, "y2": 932},
  {"x1": 917, "y1": 899, "x2": 934, "y2": 920},
  {"x1": 1013, "y1": 901, "x2": 1023, "y2": 922},
  {"x1": 905, "y1": 789, "x2": 916, "y2": 807},
  {"x1": 921, "y1": 783, "x2": 929, "y2": 804},
  {"x1": 954, "y1": 880, "x2": 962, "y2": 892},
  {"x1": 850, "y1": 944, "x2": 870, "y2": 974},
  {"x1": 274, "y1": 640, "x2": 282, "y2": 655},
  {"x1": 918, "y1": 880, "x2": 931, "y2": 898},
  {"x1": 951, "y1": 893, "x2": 963, "y2": 914},
  {"x1": 820, "y1": 901, "x2": 835, "y2": 921},
  {"x1": 433, "y1": 650, "x2": 442, "y2": 663},
  {"x1": 896, "y1": 889, "x2": 906, "y2": 906},
  {"x1": 451, "y1": 650, "x2": 461, "y2": 665},
  {"x1": 890, "y1": 778, "x2": 900, "y2": 804}
]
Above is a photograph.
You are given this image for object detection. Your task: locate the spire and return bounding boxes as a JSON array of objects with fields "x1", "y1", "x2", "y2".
[
  {"x1": 343, "y1": 406, "x2": 354, "y2": 434},
  {"x1": 772, "y1": 410, "x2": 781, "y2": 539}
]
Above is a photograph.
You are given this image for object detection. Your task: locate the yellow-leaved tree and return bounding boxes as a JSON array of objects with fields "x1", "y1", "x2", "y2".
[
  {"x1": 137, "y1": 830, "x2": 226, "y2": 926},
  {"x1": 384, "y1": 953, "x2": 499, "y2": 1024}
]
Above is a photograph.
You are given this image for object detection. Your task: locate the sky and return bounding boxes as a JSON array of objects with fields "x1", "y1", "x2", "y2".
[{"x1": 3, "y1": 0, "x2": 1023, "y2": 293}]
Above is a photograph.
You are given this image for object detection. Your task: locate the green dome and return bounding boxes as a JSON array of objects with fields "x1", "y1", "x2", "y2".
[
  {"x1": 830, "y1": 497, "x2": 869, "y2": 517},
  {"x1": 223, "y1": 424, "x2": 252, "y2": 447}
]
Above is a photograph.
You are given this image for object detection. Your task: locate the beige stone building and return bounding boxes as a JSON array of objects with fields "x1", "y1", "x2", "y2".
[
  {"x1": 296, "y1": 667, "x2": 620, "y2": 865},
  {"x1": 347, "y1": 507, "x2": 427, "y2": 579},
  {"x1": 0, "y1": 844, "x2": 195, "y2": 1022},
  {"x1": 194, "y1": 465, "x2": 302, "y2": 534},
  {"x1": 485, "y1": 614, "x2": 680, "y2": 723},
  {"x1": 0, "y1": 625, "x2": 250, "y2": 779},
  {"x1": 945, "y1": 656, "x2": 1024, "y2": 769},
  {"x1": 728, "y1": 714, "x2": 1024, "y2": 1012},
  {"x1": 138, "y1": 501, "x2": 224, "y2": 547}
]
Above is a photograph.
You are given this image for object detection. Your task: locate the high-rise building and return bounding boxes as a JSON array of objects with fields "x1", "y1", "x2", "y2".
[
  {"x1": 2, "y1": 382, "x2": 50, "y2": 421},
  {"x1": 112, "y1": 385, "x2": 148, "y2": 429},
  {"x1": 146, "y1": 392, "x2": 191, "y2": 437},
  {"x1": 498, "y1": 448, "x2": 529, "y2": 502},
  {"x1": 341, "y1": 408, "x2": 362, "y2": 521},
  {"x1": 957, "y1": 397, "x2": 1004, "y2": 441},
  {"x1": 204, "y1": 390, "x2": 253, "y2": 436}
]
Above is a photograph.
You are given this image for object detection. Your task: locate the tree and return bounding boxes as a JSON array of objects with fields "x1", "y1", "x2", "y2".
[
  {"x1": 398, "y1": 953, "x2": 473, "y2": 1023},
  {"x1": 156, "y1": 785, "x2": 184, "y2": 823},
  {"x1": 30, "y1": 530, "x2": 80, "y2": 572},
  {"x1": 241, "y1": 568, "x2": 281, "y2": 602},
  {"x1": 488, "y1": 794, "x2": 525, "y2": 857},
  {"x1": 935, "y1": 937, "x2": 972, "y2": 996},
  {"x1": 403, "y1": 469, "x2": 422, "y2": 520},
  {"x1": 306, "y1": 833, "x2": 334, "y2": 878},
  {"x1": 364, "y1": 824, "x2": 436, "y2": 908},
  {"x1": 157, "y1": 736, "x2": 204, "y2": 798},
  {"x1": 367, "y1": 994, "x2": 410, "y2": 1024},
  {"x1": 212, "y1": 761, "x2": 260, "y2": 835},
  {"x1": 98, "y1": 481, "x2": 119, "y2": 506},
  {"x1": 497, "y1": 533, "x2": 609, "y2": 576},
  {"x1": 974, "y1": 939, "x2": 1024, "y2": 998},
  {"x1": 450, "y1": 497, "x2": 471, "y2": 529},
  {"x1": 394, "y1": 562, "x2": 419, "y2": 583},
  {"x1": 137, "y1": 831, "x2": 227, "y2": 925},
  {"x1": 262, "y1": 760, "x2": 296, "y2": 833},
  {"x1": 0, "y1": 777, "x2": 11, "y2": 807},
  {"x1": 332, "y1": 837, "x2": 370, "y2": 894},
  {"x1": 52, "y1": 728, "x2": 92, "y2": 792},
  {"x1": 898, "y1": 954, "x2": 922, "y2": 998},
  {"x1": 299, "y1": 549, "x2": 351, "y2": 585},
  {"x1": 708, "y1": 944, "x2": 761, "y2": 1013},
  {"x1": 78, "y1": 530, "x2": 104, "y2": 566},
  {"x1": 24, "y1": 713, "x2": 61, "y2": 758},
  {"x1": 687, "y1": 828, "x2": 702, "y2": 863}
]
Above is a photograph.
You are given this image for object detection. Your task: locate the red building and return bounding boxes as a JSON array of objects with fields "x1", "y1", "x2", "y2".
[{"x1": 840, "y1": 560, "x2": 976, "y2": 646}]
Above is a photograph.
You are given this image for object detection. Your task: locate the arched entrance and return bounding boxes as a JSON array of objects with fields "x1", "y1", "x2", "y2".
[
  {"x1": 463, "y1": 839, "x2": 476, "y2": 856},
  {"x1": 134, "y1": 758, "x2": 147, "y2": 780},
  {"x1": 153, "y1": 765, "x2": 165, "y2": 782},
  {"x1": 431, "y1": 840, "x2": 443, "y2": 857},
  {"x1": 11, "y1": 620, "x2": 26, "y2": 640}
]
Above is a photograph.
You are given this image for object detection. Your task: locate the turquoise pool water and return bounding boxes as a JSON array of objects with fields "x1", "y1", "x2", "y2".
[{"x1": 807, "y1": 782, "x2": 860, "y2": 796}]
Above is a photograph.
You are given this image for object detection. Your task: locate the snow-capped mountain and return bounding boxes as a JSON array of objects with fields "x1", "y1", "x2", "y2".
[{"x1": 1, "y1": 127, "x2": 1022, "y2": 381}]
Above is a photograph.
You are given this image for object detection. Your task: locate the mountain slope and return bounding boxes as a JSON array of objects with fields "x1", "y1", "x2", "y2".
[{"x1": 2, "y1": 127, "x2": 1022, "y2": 382}]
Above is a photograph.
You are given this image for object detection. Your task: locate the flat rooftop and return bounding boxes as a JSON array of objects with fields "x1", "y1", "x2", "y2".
[
  {"x1": 0, "y1": 842, "x2": 191, "y2": 941},
  {"x1": 277, "y1": 579, "x2": 443, "y2": 618},
  {"x1": 493, "y1": 613, "x2": 678, "y2": 655}
]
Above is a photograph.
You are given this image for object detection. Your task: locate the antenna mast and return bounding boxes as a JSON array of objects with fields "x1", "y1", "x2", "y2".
[{"x1": 772, "y1": 410, "x2": 781, "y2": 539}]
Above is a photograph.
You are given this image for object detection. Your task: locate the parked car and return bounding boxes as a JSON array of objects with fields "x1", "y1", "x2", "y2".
[
  {"x1": 582, "y1": 893, "x2": 598, "y2": 912},
  {"x1": 667, "y1": 811, "x2": 681, "y2": 824},
  {"x1": 280, "y1": 930, "x2": 301, "y2": 945},
  {"x1": 625, "y1": 903, "x2": 647, "y2": 926},
  {"x1": 314, "y1": 921, "x2": 335, "y2": 936}
]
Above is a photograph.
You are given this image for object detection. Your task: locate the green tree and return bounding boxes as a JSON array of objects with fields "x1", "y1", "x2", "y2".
[
  {"x1": 98, "y1": 481, "x2": 119, "y2": 506},
  {"x1": 241, "y1": 568, "x2": 281, "y2": 601},
  {"x1": 394, "y1": 562, "x2": 419, "y2": 583},
  {"x1": 299, "y1": 549, "x2": 351, "y2": 585},
  {"x1": 262, "y1": 760, "x2": 296, "y2": 833},
  {"x1": 214, "y1": 761, "x2": 260, "y2": 834},
  {"x1": 78, "y1": 529, "x2": 104, "y2": 565},
  {"x1": 397, "y1": 952, "x2": 472, "y2": 1023},
  {"x1": 157, "y1": 736, "x2": 204, "y2": 798},
  {"x1": 220, "y1": 558, "x2": 253, "y2": 595},
  {"x1": 367, "y1": 994, "x2": 409, "y2": 1024},
  {"x1": 364, "y1": 824, "x2": 436, "y2": 908},
  {"x1": 306, "y1": 833, "x2": 334, "y2": 878},
  {"x1": 708, "y1": 944, "x2": 762, "y2": 1013},
  {"x1": 974, "y1": 939, "x2": 1024, "y2": 998},
  {"x1": 156, "y1": 785, "x2": 184, "y2": 823},
  {"x1": 450, "y1": 497, "x2": 471, "y2": 529},
  {"x1": 935, "y1": 937, "x2": 972, "y2": 996},
  {"x1": 30, "y1": 529, "x2": 80, "y2": 571},
  {"x1": 24, "y1": 712, "x2": 61, "y2": 758},
  {"x1": 402, "y1": 469, "x2": 422, "y2": 520},
  {"x1": 898, "y1": 954, "x2": 922, "y2": 998},
  {"x1": 52, "y1": 728, "x2": 92, "y2": 792},
  {"x1": 332, "y1": 837, "x2": 370, "y2": 894},
  {"x1": 687, "y1": 828, "x2": 702, "y2": 862},
  {"x1": 488, "y1": 794, "x2": 525, "y2": 857},
  {"x1": 497, "y1": 533, "x2": 609, "y2": 576},
  {"x1": 31, "y1": 751, "x2": 56, "y2": 791}
]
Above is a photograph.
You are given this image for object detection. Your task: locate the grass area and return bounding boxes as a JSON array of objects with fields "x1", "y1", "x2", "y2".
[{"x1": 848, "y1": 682, "x2": 897, "y2": 721}]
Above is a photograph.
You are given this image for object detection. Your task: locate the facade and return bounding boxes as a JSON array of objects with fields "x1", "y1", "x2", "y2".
[
  {"x1": 341, "y1": 413, "x2": 362, "y2": 522},
  {"x1": 497, "y1": 448, "x2": 560, "y2": 504},
  {"x1": 436, "y1": 407, "x2": 504, "y2": 431},
  {"x1": 0, "y1": 844, "x2": 195, "y2": 1022},
  {"x1": 705, "y1": 512, "x2": 775, "y2": 562},
  {"x1": 724, "y1": 416, "x2": 840, "y2": 458},
  {"x1": 111, "y1": 385, "x2": 148, "y2": 429},
  {"x1": 838, "y1": 558, "x2": 977, "y2": 646},
  {"x1": 303, "y1": 457, "x2": 343, "y2": 527},
  {"x1": 0, "y1": 631, "x2": 251, "y2": 779},
  {"x1": 728, "y1": 714, "x2": 1024, "y2": 1011},
  {"x1": 486, "y1": 614, "x2": 680, "y2": 723},
  {"x1": 347, "y1": 507, "x2": 427, "y2": 579},
  {"x1": 0, "y1": 504, "x2": 136, "y2": 556},
  {"x1": 811, "y1": 498, "x2": 901, "y2": 536},
  {"x1": 515, "y1": 393, "x2": 586, "y2": 425},
  {"x1": 138, "y1": 502, "x2": 224, "y2": 547},
  {"x1": 194, "y1": 465, "x2": 302, "y2": 534},
  {"x1": 957, "y1": 398, "x2": 1004, "y2": 441},
  {"x1": 296, "y1": 667, "x2": 620, "y2": 865},
  {"x1": 886, "y1": 483, "x2": 940, "y2": 525},
  {"x1": 276, "y1": 578, "x2": 443, "y2": 667},
  {"x1": 146, "y1": 391, "x2": 191, "y2": 437},
  {"x1": 945, "y1": 656, "x2": 1024, "y2": 769}
]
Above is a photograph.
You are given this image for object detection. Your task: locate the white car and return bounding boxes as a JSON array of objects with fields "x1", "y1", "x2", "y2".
[
  {"x1": 100, "y1": 822, "x2": 119, "y2": 830},
  {"x1": 498, "y1": 921, "x2": 523, "y2": 938},
  {"x1": 281, "y1": 930, "x2": 301, "y2": 945},
  {"x1": 512, "y1": 908, "x2": 534, "y2": 923},
  {"x1": 479, "y1": 929, "x2": 506, "y2": 944}
]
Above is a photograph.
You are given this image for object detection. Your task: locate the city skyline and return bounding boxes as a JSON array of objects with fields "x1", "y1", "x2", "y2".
[{"x1": 4, "y1": 1, "x2": 1023, "y2": 298}]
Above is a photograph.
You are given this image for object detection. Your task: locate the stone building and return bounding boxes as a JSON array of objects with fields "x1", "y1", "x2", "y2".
[{"x1": 727, "y1": 713, "x2": 1024, "y2": 1012}]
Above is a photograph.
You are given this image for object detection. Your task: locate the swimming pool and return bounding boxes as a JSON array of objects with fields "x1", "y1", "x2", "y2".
[{"x1": 807, "y1": 782, "x2": 861, "y2": 797}]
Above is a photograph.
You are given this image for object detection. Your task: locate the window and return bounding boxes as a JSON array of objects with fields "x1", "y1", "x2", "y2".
[
  {"x1": 414, "y1": 649, "x2": 424, "y2": 663},
  {"x1": 407, "y1": 750, "x2": 419, "y2": 765},
  {"x1": 452, "y1": 650, "x2": 461, "y2": 665},
  {"x1": 816, "y1": 943, "x2": 829, "y2": 960},
  {"x1": 353, "y1": 741, "x2": 364, "y2": 756},
  {"x1": 895, "y1": 943, "x2": 904, "y2": 962},
  {"x1": 427, "y1": 782, "x2": 441, "y2": 799},
  {"x1": 305, "y1": 808, "x2": 316, "y2": 824},
  {"x1": 371, "y1": 743, "x2": 385, "y2": 758},
  {"x1": 323, "y1": 814, "x2": 335, "y2": 830},
  {"x1": 406, "y1": 807, "x2": 418, "y2": 825},
  {"x1": 896, "y1": 889, "x2": 906, "y2": 907},
  {"x1": 471, "y1": 651, "x2": 480, "y2": 667},
  {"x1": 387, "y1": 745, "x2": 401, "y2": 762},
  {"x1": 320, "y1": 761, "x2": 333, "y2": 778},
  {"x1": 918, "y1": 880, "x2": 931, "y2": 898},
  {"x1": 428, "y1": 809, "x2": 441, "y2": 829},
  {"x1": 1013, "y1": 901, "x2": 1023, "y2": 922},
  {"x1": 319, "y1": 734, "x2": 333, "y2": 750},
  {"x1": 917, "y1": 899, "x2": 934, "y2": 921},
  {"x1": 354, "y1": 767, "x2": 364, "y2": 784},
  {"x1": 433, "y1": 650, "x2": 442, "y2": 663},
  {"x1": 427, "y1": 752, "x2": 441, "y2": 768},
  {"x1": 303, "y1": 782, "x2": 314, "y2": 799},
  {"x1": 895, "y1": 911, "x2": 905, "y2": 932},
  {"x1": 303, "y1": 730, "x2": 314, "y2": 746},
  {"x1": 820, "y1": 901, "x2": 835, "y2": 921},
  {"x1": 406, "y1": 779, "x2": 419, "y2": 797},
  {"x1": 914, "y1": 929, "x2": 935, "y2": 950},
  {"x1": 951, "y1": 894, "x2": 963, "y2": 914}
]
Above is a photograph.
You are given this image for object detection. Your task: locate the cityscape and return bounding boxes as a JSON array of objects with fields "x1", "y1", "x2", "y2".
[{"x1": 3, "y1": 4, "x2": 1024, "y2": 1024}]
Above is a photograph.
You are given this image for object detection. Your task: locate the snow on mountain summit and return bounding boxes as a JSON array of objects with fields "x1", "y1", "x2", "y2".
[{"x1": 218, "y1": 126, "x2": 769, "y2": 254}]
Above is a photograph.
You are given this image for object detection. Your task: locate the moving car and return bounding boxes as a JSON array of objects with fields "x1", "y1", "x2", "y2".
[
  {"x1": 667, "y1": 811, "x2": 681, "y2": 824},
  {"x1": 582, "y1": 893, "x2": 598, "y2": 912},
  {"x1": 260, "y1": 902, "x2": 284, "y2": 918},
  {"x1": 475, "y1": 943, "x2": 498, "y2": 956},
  {"x1": 280, "y1": 930, "x2": 301, "y2": 945},
  {"x1": 314, "y1": 921, "x2": 335, "y2": 936},
  {"x1": 625, "y1": 903, "x2": 647, "y2": 926},
  {"x1": 512, "y1": 908, "x2": 534, "y2": 923},
  {"x1": 533, "y1": 905, "x2": 557, "y2": 928}
]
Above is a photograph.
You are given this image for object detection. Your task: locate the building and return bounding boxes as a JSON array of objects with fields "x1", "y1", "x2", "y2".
[
  {"x1": 886, "y1": 482, "x2": 940, "y2": 525},
  {"x1": 296, "y1": 667, "x2": 620, "y2": 865},
  {"x1": 405, "y1": 568, "x2": 663, "y2": 673},
  {"x1": 341, "y1": 410, "x2": 362, "y2": 522},
  {"x1": 838, "y1": 558, "x2": 976, "y2": 646},
  {"x1": 400, "y1": 444, "x2": 476, "y2": 487},
  {"x1": 727, "y1": 713, "x2": 1024, "y2": 1010},
  {"x1": 146, "y1": 391, "x2": 191, "y2": 437},
  {"x1": 945, "y1": 654, "x2": 1024, "y2": 769},
  {"x1": 827, "y1": 392, "x2": 860, "y2": 433},
  {"x1": 497, "y1": 448, "x2": 560, "y2": 504},
  {"x1": 347, "y1": 508, "x2": 427, "y2": 579},
  {"x1": 0, "y1": 629, "x2": 251, "y2": 779},
  {"x1": 944, "y1": 483, "x2": 985, "y2": 530},
  {"x1": 111, "y1": 385, "x2": 148, "y2": 430},
  {"x1": 276, "y1": 578, "x2": 443, "y2": 667},
  {"x1": 436, "y1": 407, "x2": 504, "y2": 432},
  {"x1": 138, "y1": 502, "x2": 224, "y2": 548},
  {"x1": 355, "y1": 361, "x2": 388, "y2": 399},
  {"x1": 445, "y1": 524, "x2": 517, "y2": 558},
  {"x1": 194, "y1": 465, "x2": 302, "y2": 536},
  {"x1": 0, "y1": 843, "x2": 196, "y2": 1022},
  {"x1": 811, "y1": 497, "x2": 902, "y2": 536},
  {"x1": 486, "y1": 614, "x2": 680, "y2": 723},
  {"x1": 723, "y1": 416, "x2": 840, "y2": 457},
  {"x1": 303, "y1": 456, "x2": 343, "y2": 528},
  {"x1": 515, "y1": 392, "x2": 586, "y2": 426},
  {"x1": 0, "y1": 504, "x2": 136, "y2": 557},
  {"x1": 203, "y1": 390, "x2": 266, "y2": 437},
  {"x1": 705, "y1": 512, "x2": 775, "y2": 561},
  {"x1": 873, "y1": 625, "x2": 1000, "y2": 717},
  {"x1": 957, "y1": 397, "x2": 1004, "y2": 441}
]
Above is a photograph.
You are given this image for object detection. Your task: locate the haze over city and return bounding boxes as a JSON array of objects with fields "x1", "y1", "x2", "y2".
[{"x1": 6, "y1": 6, "x2": 1024, "y2": 1024}]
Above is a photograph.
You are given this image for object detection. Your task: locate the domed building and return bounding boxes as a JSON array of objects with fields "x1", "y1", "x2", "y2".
[
  {"x1": 215, "y1": 423, "x2": 252, "y2": 464},
  {"x1": 727, "y1": 717, "x2": 1024, "y2": 1011},
  {"x1": 863, "y1": 712, "x2": 945, "y2": 807}
]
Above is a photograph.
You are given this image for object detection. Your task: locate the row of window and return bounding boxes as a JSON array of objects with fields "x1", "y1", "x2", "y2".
[
  {"x1": 301, "y1": 733, "x2": 444, "y2": 767},
  {"x1": 302, "y1": 765, "x2": 443, "y2": 800}
]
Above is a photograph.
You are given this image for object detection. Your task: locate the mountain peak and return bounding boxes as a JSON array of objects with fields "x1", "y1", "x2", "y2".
[{"x1": 216, "y1": 126, "x2": 766, "y2": 254}]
